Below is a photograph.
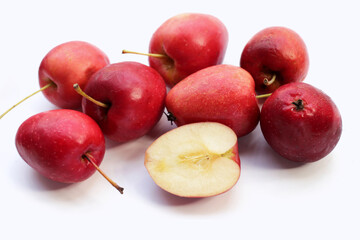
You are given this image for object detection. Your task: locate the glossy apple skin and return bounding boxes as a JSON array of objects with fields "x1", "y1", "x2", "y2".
[
  {"x1": 260, "y1": 82, "x2": 342, "y2": 162},
  {"x1": 165, "y1": 64, "x2": 260, "y2": 137},
  {"x1": 149, "y1": 13, "x2": 228, "y2": 87},
  {"x1": 240, "y1": 27, "x2": 309, "y2": 94},
  {"x1": 15, "y1": 109, "x2": 105, "y2": 183},
  {"x1": 82, "y1": 61, "x2": 166, "y2": 143},
  {"x1": 39, "y1": 41, "x2": 110, "y2": 109}
]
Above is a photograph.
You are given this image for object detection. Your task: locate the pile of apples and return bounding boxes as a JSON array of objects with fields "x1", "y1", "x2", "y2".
[{"x1": 4, "y1": 13, "x2": 342, "y2": 198}]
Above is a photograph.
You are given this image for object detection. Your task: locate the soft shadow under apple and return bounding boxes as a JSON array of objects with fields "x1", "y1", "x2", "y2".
[
  {"x1": 136, "y1": 174, "x2": 240, "y2": 215},
  {"x1": 238, "y1": 125, "x2": 305, "y2": 170},
  {"x1": 10, "y1": 161, "x2": 70, "y2": 192},
  {"x1": 145, "y1": 114, "x2": 177, "y2": 140},
  {"x1": 31, "y1": 171, "x2": 71, "y2": 191},
  {"x1": 104, "y1": 114, "x2": 175, "y2": 150}
]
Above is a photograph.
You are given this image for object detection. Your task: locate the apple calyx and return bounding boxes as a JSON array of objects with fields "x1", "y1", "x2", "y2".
[
  {"x1": 292, "y1": 99, "x2": 305, "y2": 110},
  {"x1": 82, "y1": 153, "x2": 124, "y2": 194},
  {"x1": 0, "y1": 82, "x2": 54, "y2": 120},
  {"x1": 164, "y1": 111, "x2": 176, "y2": 125},
  {"x1": 263, "y1": 74, "x2": 276, "y2": 86},
  {"x1": 73, "y1": 83, "x2": 109, "y2": 108}
]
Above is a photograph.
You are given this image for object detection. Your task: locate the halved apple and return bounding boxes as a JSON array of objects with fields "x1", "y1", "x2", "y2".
[{"x1": 145, "y1": 122, "x2": 240, "y2": 198}]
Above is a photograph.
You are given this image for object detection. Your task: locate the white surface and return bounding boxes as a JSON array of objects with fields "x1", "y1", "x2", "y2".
[{"x1": 0, "y1": 0, "x2": 358, "y2": 239}]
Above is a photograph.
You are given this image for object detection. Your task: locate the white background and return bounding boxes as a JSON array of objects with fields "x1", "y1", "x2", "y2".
[{"x1": 0, "y1": 0, "x2": 358, "y2": 239}]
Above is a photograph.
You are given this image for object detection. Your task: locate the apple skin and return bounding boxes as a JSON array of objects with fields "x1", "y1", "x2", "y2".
[
  {"x1": 240, "y1": 27, "x2": 309, "y2": 94},
  {"x1": 39, "y1": 41, "x2": 110, "y2": 109},
  {"x1": 260, "y1": 82, "x2": 342, "y2": 162},
  {"x1": 149, "y1": 13, "x2": 228, "y2": 87},
  {"x1": 82, "y1": 61, "x2": 166, "y2": 143},
  {"x1": 165, "y1": 64, "x2": 260, "y2": 137},
  {"x1": 15, "y1": 109, "x2": 105, "y2": 183}
]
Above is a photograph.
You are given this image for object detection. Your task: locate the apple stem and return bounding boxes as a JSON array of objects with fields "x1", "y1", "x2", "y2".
[
  {"x1": 256, "y1": 93, "x2": 272, "y2": 99},
  {"x1": 0, "y1": 82, "x2": 53, "y2": 120},
  {"x1": 73, "y1": 84, "x2": 109, "y2": 108},
  {"x1": 164, "y1": 111, "x2": 176, "y2": 125},
  {"x1": 83, "y1": 153, "x2": 124, "y2": 194},
  {"x1": 263, "y1": 74, "x2": 276, "y2": 86},
  {"x1": 122, "y1": 49, "x2": 166, "y2": 58}
]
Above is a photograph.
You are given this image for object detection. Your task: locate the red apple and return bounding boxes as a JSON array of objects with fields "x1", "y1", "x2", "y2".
[
  {"x1": 165, "y1": 64, "x2": 260, "y2": 137},
  {"x1": 260, "y1": 82, "x2": 342, "y2": 162},
  {"x1": 145, "y1": 122, "x2": 240, "y2": 198},
  {"x1": 240, "y1": 27, "x2": 309, "y2": 94},
  {"x1": 39, "y1": 41, "x2": 110, "y2": 109},
  {"x1": 15, "y1": 109, "x2": 105, "y2": 183},
  {"x1": 81, "y1": 61, "x2": 166, "y2": 143},
  {"x1": 148, "y1": 13, "x2": 228, "y2": 87}
]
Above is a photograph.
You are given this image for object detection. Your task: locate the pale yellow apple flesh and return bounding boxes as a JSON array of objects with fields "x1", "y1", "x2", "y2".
[{"x1": 145, "y1": 122, "x2": 240, "y2": 198}]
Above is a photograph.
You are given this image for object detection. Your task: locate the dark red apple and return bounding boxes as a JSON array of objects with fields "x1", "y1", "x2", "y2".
[
  {"x1": 15, "y1": 109, "x2": 105, "y2": 183},
  {"x1": 39, "y1": 41, "x2": 110, "y2": 109},
  {"x1": 260, "y1": 82, "x2": 342, "y2": 162},
  {"x1": 148, "y1": 13, "x2": 228, "y2": 87},
  {"x1": 81, "y1": 61, "x2": 166, "y2": 143},
  {"x1": 165, "y1": 64, "x2": 260, "y2": 137},
  {"x1": 240, "y1": 27, "x2": 309, "y2": 94}
]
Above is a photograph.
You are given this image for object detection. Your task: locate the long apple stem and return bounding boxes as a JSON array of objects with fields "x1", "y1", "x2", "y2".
[
  {"x1": 263, "y1": 74, "x2": 276, "y2": 86},
  {"x1": 83, "y1": 153, "x2": 124, "y2": 194},
  {"x1": 73, "y1": 84, "x2": 109, "y2": 108},
  {"x1": 256, "y1": 93, "x2": 272, "y2": 99},
  {"x1": 0, "y1": 82, "x2": 53, "y2": 120},
  {"x1": 122, "y1": 49, "x2": 166, "y2": 58}
]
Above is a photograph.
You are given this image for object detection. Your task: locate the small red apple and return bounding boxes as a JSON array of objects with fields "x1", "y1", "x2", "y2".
[
  {"x1": 240, "y1": 27, "x2": 309, "y2": 94},
  {"x1": 165, "y1": 64, "x2": 260, "y2": 137},
  {"x1": 260, "y1": 82, "x2": 342, "y2": 162},
  {"x1": 148, "y1": 13, "x2": 228, "y2": 87},
  {"x1": 80, "y1": 61, "x2": 166, "y2": 143},
  {"x1": 39, "y1": 41, "x2": 110, "y2": 109},
  {"x1": 15, "y1": 109, "x2": 106, "y2": 183},
  {"x1": 145, "y1": 122, "x2": 240, "y2": 198}
]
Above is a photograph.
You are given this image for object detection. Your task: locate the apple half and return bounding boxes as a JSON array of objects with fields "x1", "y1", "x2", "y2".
[{"x1": 145, "y1": 122, "x2": 240, "y2": 198}]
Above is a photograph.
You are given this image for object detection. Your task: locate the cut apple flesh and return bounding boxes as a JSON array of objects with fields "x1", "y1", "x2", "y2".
[{"x1": 145, "y1": 122, "x2": 240, "y2": 198}]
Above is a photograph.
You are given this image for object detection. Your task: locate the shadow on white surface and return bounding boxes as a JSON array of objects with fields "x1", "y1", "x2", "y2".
[
  {"x1": 237, "y1": 125, "x2": 306, "y2": 169},
  {"x1": 146, "y1": 114, "x2": 177, "y2": 139},
  {"x1": 142, "y1": 180, "x2": 203, "y2": 206},
  {"x1": 31, "y1": 171, "x2": 71, "y2": 191},
  {"x1": 146, "y1": 186, "x2": 238, "y2": 215},
  {"x1": 135, "y1": 168, "x2": 242, "y2": 215},
  {"x1": 237, "y1": 124, "x2": 335, "y2": 186},
  {"x1": 103, "y1": 113, "x2": 176, "y2": 150},
  {"x1": 9, "y1": 155, "x2": 101, "y2": 198},
  {"x1": 9, "y1": 157, "x2": 71, "y2": 191}
]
